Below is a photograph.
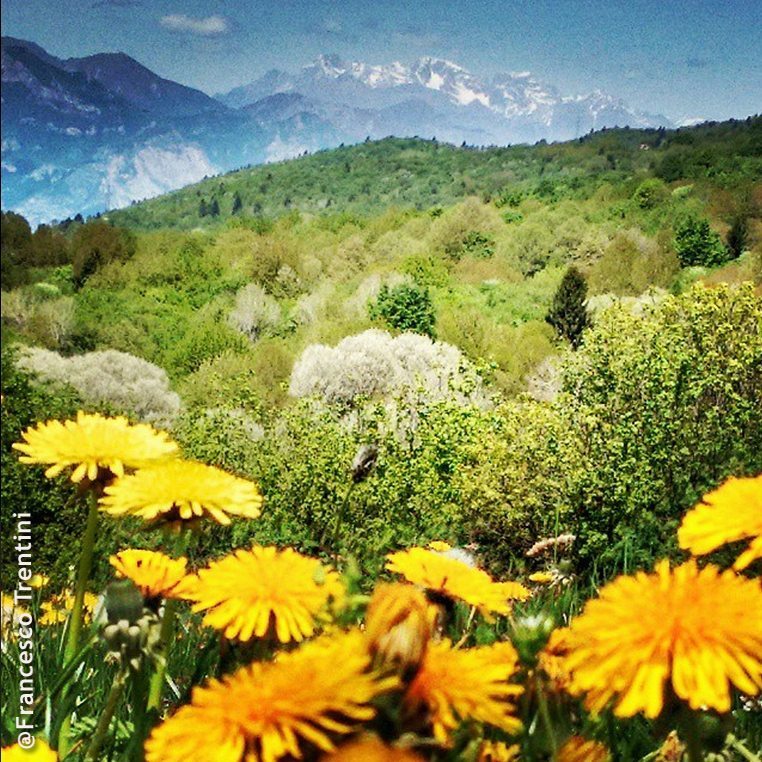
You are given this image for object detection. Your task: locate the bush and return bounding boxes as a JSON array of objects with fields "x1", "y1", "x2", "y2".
[
  {"x1": 459, "y1": 284, "x2": 762, "y2": 575},
  {"x1": 674, "y1": 215, "x2": 727, "y2": 268},
  {"x1": 370, "y1": 283, "x2": 436, "y2": 337},
  {"x1": 16, "y1": 347, "x2": 181, "y2": 426},
  {"x1": 632, "y1": 178, "x2": 668, "y2": 209},
  {"x1": 289, "y1": 329, "x2": 487, "y2": 409},
  {"x1": 228, "y1": 283, "x2": 282, "y2": 341}
]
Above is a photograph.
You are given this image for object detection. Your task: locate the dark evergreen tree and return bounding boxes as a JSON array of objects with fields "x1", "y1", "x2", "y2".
[
  {"x1": 232, "y1": 192, "x2": 243, "y2": 215},
  {"x1": 546, "y1": 266, "x2": 590, "y2": 349},
  {"x1": 209, "y1": 198, "x2": 220, "y2": 217},
  {"x1": 726, "y1": 216, "x2": 748, "y2": 260},
  {"x1": 199, "y1": 199, "x2": 208, "y2": 217}
]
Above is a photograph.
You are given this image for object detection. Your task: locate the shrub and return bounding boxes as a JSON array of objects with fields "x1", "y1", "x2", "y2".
[
  {"x1": 459, "y1": 283, "x2": 762, "y2": 575},
  {"x1": 16, "y1": 347, "x2": 181, "y2": 426},
  {"x1": 369, "y1": 283, "x2": 436, "y2": 337},
  {"x1": 228, "y1": 283, "x2": 282, "y2": 341},
  {"x1": 588, "y1": 230, "x2": 679, "y2": 296},
  {"x1": 289, "y1": 329, "x2": 487, "y2": 408},
  {"x1": 673, "y1": 215, "x2": 727, "y2": 268},
  {"x1": 545, "y1": 266, "x2": 590, "y2": 348},
  {"x1": 632, "y1": 178, "x2": 668, "y2": 209}
]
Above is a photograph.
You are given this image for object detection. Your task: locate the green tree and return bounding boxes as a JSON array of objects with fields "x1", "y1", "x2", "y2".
[
  {"x1": 545, "y1": 266, "x2": 590, "y2": 348},
  {"x1": 232, "y1": 192, "x2": 243, "y2": 215},
  {"x1": 674, "y1": 215, "x2": 727, "y2": 268},
  {"x1": 71, "y1": 221, "x2": 137, "y2": 288},
  {"x1": 1, "y1": 211, "x2": 34, "y2": 289},
  {"x1": 370, "y1": 283, "x2": 437, "y2": 337}
]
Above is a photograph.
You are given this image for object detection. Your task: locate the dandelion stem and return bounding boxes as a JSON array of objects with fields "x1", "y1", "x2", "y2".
[
  {"x1": 681, "y1": 712, "x2": 705, "y2": 762},
  {"x1": 58, "y1": 489, "x2": 100, "y2": 757},
  {"x1": 146, "y1": 599, "x2": 177, "y2": 712},
  {"x1": 536, "y1": 681, "x2": 558, "y2": 758},
  {"x1": 331, "y1": 480, "x2": 356, "y2": 550},
  {"x1": 84, "y1": 666, "x2": 128, "y2": 762}
]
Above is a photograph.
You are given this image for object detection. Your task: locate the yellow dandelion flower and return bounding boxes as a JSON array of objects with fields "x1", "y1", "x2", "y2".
[
  {"x1": 405, "y1": 639, "x2": 523, "y2": 744},
  {"x1": 39, "y1": 591, "x2": 98, "y2": 627},
  {"x1": 386, "y1": 547, "x2": 530, "y2": 619},
  {"x1": 321, "y1": 736, "x2": 425, "y2": 761},
  {"x1": 1, "y1": 739, "x2": 58, "y2": 761},
  {"x1": 556, "y1": 736, "x2": 609, "y2": 762},
  {"x1": 145, "y1": 630, "x2": 398, "y2": 762},
  {"x1": 477, "y1": 740, "x2": 521, "y2": 761},
  {"x1": 365, "y1": 582, "x2": 434, "y2": 677},
  {"x1": 529, "y1": 571, "x2": 555, "y2": 584},
  {"x1": 2, "y1": 593, "x2": 29, "y2": 640},
  {"x1": 13, "y1": 412, "x2": 177, "y2": 483},
  {"x1": 427, "y1": 540, "x2": 453, "y2": 552},
  {"x1": 109, "y1": 550, "x2": 189, "y2": 600},
  {"x1": 678, "y1": 474, "x2": 762, "y2": 570},
  {"x1": 29, "y1": 574, "x2": 49, "y2": 590},
  {"x1": 99, "y1": 460, "x2": 263, "y2": 526},
  {"x1": 564, "y1": 559, "x2": 762, "y2": 717},
  {"x1": 180, "y1": 546, "x2": 343, "y2": 642}
]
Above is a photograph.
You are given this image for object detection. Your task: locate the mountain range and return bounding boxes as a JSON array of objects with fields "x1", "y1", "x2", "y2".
[{"x1": 2, "y1": 38, "x2": 674, "y2": 224}]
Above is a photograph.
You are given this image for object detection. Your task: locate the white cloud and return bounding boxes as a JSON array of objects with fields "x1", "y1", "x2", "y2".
[{"x1": 160, "y1": 14, "x2": 230, "y2": 36}]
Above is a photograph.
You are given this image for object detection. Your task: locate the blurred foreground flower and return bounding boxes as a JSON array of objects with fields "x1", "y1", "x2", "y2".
[
  {"x1": 386, "y1": 547, "x2": 529, "y2": 619},
  {"x1": 180, "y1": 546, "x2": 343, "y2": 642},
  {"x1": 39, "y1": 591, "x2": 99, "y2": 626},
  {"x1": 556, "y1": 736, "x2": 610, "y2": 762},
  {"x1": 145, "y1": 631, "x2": 397, "y2": 762},
  {"x1": 365, "y1": 582, "x2": 434, "y2": 678},
  {"x1": 100, "y1": 460, "x2": 263, "y2": 526},
  {"x1": 564, "y1": 559, "x2": 762, "y2": 717},
  {"x1": 404, "y1": 639, "x2": 523, "y2": 744},
  {"x1": 678, "y1": 474, "x2": 762, "y2": 570},
  {"x1": 321, "y1": 735, "x2": 424, "y2": 761},
  {"x1": 13, "y1": 411, "x2": 177, "y2": 483},
  {"x1": 109, "y1": 550, "x2": 189, "y2": 601},
  {"x1": 477, "y1": 740, "x2": 520, "y2": 761},
  {"x1": 1, "y1": 739, "x2": 58, "y2": 761}
]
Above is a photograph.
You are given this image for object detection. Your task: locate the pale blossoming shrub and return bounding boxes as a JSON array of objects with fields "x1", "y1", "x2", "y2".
[
  {"x1": 1, "y1": 291, "x2": 75, "y2": 348},
  {"x1": 228, "y1": 283, "x2": 281, "y2": 340},
  {"x1": 16, "y1": 347, "x2": 180, "y2": 426},
  {"x1": 289, "y1": 329, "x2": 489, "y2": 408}
]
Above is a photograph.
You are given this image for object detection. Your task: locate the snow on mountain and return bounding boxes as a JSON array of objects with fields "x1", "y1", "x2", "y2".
[{"x1": 223, "y1": 54, "x2": 669, "y2": 139}]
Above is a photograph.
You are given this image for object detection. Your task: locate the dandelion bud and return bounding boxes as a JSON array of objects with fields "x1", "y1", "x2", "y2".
[
  {"x1": 510, "y1": 612, "x2": 555, "y2": 666},
  {"x1": 104, "y1": 579, "x2": 144, "y2": 624},
  {"x1": 365, "y1": 582, "x2": 433, "y2": 681}
]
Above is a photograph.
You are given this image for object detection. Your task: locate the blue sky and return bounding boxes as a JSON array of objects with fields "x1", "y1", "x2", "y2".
[{"x1": 3, "y1": 0, "x2": 760, "y2": 121}]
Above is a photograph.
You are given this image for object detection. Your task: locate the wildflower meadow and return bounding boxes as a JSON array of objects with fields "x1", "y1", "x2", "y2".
[{"x1": 1, "y1": 408, "x2": 760, "y2": 761}]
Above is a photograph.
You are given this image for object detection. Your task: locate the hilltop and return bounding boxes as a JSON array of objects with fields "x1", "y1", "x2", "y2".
[{"x1": 108, "y1": 118, "x2": 762, "y2": 231}]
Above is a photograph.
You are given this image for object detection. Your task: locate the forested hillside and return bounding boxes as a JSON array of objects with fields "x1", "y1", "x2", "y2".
[{"x1": 107, "y1": 117, "x2": 762, "y2": 229}]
